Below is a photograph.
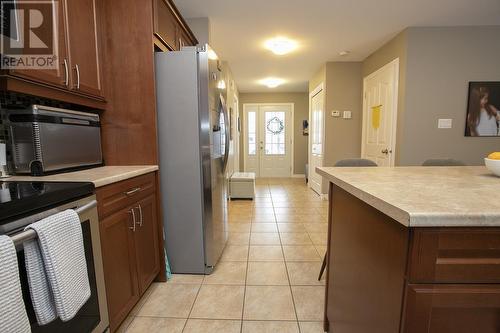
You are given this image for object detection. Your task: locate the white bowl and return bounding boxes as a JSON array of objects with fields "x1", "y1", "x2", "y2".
[{"x1": 484, "y1": 158, "x2": 500, "y2": 177}]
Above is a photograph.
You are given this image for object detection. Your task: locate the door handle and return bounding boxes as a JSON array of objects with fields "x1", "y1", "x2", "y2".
[
  {"x1": 63, "y1": 59, "x2": 69, "y2": 87},
  {"x1": 74, "y1": 64, "x2": 80, "y2": 89},
  {"x1": 129, "y1": 208, "x2": 137, "y2": 232},
  {"x1": 136, "y1": 204, "x2": 143, "y2": 227},
  {"x1": 381, "y1": 148, "x2": 392, "y2": 154}
]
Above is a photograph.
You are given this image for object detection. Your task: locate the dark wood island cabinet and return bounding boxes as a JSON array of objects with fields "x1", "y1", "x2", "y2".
[{"x1": 318, "y1": 166, "x2": 500, "y2": 333}]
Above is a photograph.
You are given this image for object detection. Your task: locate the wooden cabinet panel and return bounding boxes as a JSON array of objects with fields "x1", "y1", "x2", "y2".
[
  {"x1": 409, "y1": 228, "x2": 500, "y2": 284},
  {"x1": 64, "y1": 0, "x2": 103, "y2": 97},
  {"x1": 153, "y1": 0, "x2": 178, "y2": 50},
  {"x1": 96, "y1": 173, "x2": 156, "y2": 218},
  {"x1": 10, "y1": 0, "x2": 69, "y2": 88},
  {"x1": 99, "y1": 206, "x2": 139, "y2": 332},
  {"x1": 134, "y1": 195, "x2": 161, "y2": 294},
  {"x1": 402, "y1": 284, "x2": 500, "y2": 333}
]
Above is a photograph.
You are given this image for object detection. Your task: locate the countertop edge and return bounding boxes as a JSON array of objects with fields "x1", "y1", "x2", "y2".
[
  {"x1": 317, "y1": 167, "x2": 411, "y2": 227},
  {"x1": 92, "y1": 166, "x2": 159, "y2": 187}
]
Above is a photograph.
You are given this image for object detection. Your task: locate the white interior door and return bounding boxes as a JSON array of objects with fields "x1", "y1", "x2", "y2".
[
  {"x1": 362, "y1": 58, "x2": 399, "y2": 167},
  {"x1": 244, "y1": 104, "x2": 293, "y2": 177},
  {"x1": 309, "y1": 85, "x2": 325, "y2": 194}
]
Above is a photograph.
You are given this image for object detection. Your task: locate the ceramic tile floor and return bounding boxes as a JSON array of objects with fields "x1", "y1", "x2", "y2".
[{"x1": 119, "y1": 178, "x2": 328, "y2": 333}]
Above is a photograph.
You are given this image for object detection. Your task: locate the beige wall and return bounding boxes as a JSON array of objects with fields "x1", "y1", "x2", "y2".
[
  {"x1": 239, "y1": 92, "x2": 309, "y2": 174},
  {"x1": 401, "y1": 26, "x2": 500, "y2": 165},
  {"x1": 309, "y1": 63, "x2": 362, "y2": 192},
  {"x1": 324, "y1": 62, "x2": 363, "y2": 166},
  {"x1": 363, "y1": 26, "x2": 500, "y2": 166}
]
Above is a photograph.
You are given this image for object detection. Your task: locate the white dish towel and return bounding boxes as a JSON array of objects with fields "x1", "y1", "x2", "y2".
[
  {"x1": 0, "y1": 235, "x2": 31, "y2": 333},
  {"x1": 24, "y1": 209, "x2": 91, "y2": 324}
]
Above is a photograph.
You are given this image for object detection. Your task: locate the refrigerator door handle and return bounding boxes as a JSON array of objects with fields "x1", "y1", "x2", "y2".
[{"x1": 221, "y1": 97, "x2": 230, "y2": 173}]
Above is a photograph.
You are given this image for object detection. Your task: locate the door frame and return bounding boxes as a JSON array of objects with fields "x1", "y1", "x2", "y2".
[
  {"x1": 361, "y1": 58, "x2": 399, "y2": 167},
  {"x1": 308, "y1": 82, "x2": 325, "y2": 193},
  {"x1": 243, "y1": 103, "x2": 295, "y2": 177},
  {"x1": 233, "y1": 93, "x2": 240, "y2": 172}
]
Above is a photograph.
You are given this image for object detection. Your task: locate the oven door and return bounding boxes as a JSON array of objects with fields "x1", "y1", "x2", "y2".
[{"x1": 14, "y1": 195, "x2": 109, "y2": 333}]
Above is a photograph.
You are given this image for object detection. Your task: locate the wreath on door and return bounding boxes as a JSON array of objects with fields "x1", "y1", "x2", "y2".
[{"x1": 266, "y1": 117, "x2": 284, "y2": 135}]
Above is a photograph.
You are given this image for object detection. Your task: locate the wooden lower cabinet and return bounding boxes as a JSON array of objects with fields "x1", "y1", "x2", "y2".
[
  {"x1": 97, "y1": 174, "x2": 162, "y2": 332},
  {"x1": 134, "y1": 195, "x2": 161, "y2": 294},
  {"x1": 99, "y1": 206, "x2": 140, "y2": 332},
  {"x1": 324, "y1": 184, "x2": 500, "y2": 333},
  {"x1": 402, "y1": 284, "x2": 500, "y2": 333}
]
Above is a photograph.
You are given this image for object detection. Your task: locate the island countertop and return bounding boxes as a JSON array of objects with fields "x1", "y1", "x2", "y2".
[
  {"x1": 5, "y1": 165, "x2": 158, "y2": 188},
  {"x1": 317, "y1": 166, "x2": 500, "y2": 227}
]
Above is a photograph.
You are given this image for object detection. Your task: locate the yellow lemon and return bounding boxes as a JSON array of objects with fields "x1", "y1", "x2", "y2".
[{"x1": 488, "y1": 152, "x2": 500, "y2": 160}]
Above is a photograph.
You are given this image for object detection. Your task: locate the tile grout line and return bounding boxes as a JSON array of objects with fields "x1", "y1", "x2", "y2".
[
  {"x1": 272, "y1": 189, "x2": 302, "y2": 333},
  {"x1": 180, "y1": 277, "x2": 205, "y2": 333}
]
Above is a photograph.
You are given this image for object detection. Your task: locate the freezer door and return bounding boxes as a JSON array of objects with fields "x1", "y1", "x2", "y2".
[{"x1": 199, "y1": 46, "x2": 228, "y2": 270}]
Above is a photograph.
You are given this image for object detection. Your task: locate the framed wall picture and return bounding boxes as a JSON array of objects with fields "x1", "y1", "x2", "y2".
[{"x1": 465, "y1": 82, "x2": 500, "y2": 136}]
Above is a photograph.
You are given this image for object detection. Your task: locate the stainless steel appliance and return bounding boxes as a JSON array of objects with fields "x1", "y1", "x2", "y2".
[
  {"x1": 155, "y1": 45, "x2": 230, "y2": 274},
  {"x1": 5, "y1": 105, "x2": 103, "y2": 176},
  {"x1": 0, "y1": 181, "x2": 109, "y2": 333}
]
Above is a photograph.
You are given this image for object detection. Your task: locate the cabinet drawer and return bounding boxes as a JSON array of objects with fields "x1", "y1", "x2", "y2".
[
  {"x1": 402, "y1": 284, "x2": 500, "y2": 333},
  {"x1": 408, "y1": 228, "x2": 500, "y2": 283},
  {"x1": 96, "y1": 173, "x2": 156, "y2": 218}
]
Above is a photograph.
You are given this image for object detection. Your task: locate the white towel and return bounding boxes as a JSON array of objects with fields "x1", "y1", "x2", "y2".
[
  {"x1": 0, "y1": 235, "x2": 31, "y2": 333},
  {"x1": 24, "y1": 209, "x2": 91, "y2": 323}
]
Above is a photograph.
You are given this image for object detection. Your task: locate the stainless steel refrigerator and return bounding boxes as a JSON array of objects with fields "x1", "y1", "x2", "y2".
[{"x1": 155, "y1": 45, "x2": 229, "y2": 274}]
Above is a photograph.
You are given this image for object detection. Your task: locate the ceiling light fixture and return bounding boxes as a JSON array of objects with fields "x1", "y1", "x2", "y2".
[
  {"x1": 260, "y1": 77, "x2": 285, "y2": 88},
  {"x1": 207, "y1": 49, "x2": 218, "y2": 60},
  {"x1": 339, "y1": 50, "x2": 351, "y2": 56},
  {"x1": 264, "y1": 37, "x2": 297, "y2": 55}
]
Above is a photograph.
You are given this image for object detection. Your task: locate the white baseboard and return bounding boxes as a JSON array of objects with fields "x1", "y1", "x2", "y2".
[
  {"x1": 320, "y1": 194, "x2": 328, "y2": 201},
  {"x1": 292, "y1": 174, "x2": 306, "y2": 178}
]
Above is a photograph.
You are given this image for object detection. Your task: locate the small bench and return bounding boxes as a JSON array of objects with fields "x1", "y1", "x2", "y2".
[{"x1": 230, "y1": 172, "x2": 255, "y2": 199}]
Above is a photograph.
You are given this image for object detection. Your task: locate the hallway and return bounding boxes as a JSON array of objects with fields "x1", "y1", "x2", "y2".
[{"x1": 121, "y1": 178, "x2": 328, "y2": 333}]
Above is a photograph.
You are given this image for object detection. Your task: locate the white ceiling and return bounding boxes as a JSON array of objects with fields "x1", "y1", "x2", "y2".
[{"x1": 173, "y1": 0, "x2": 500, "y2": 93}]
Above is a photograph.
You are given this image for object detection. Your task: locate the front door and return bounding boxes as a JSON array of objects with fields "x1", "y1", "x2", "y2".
[
  {"x1": 362, "y1": 58, "x2": 399, "y2": 166},
  {"x1": 309, "y1": 85, "x2": 325, "y2": 194},
  {"x1": 244, "y1": 104, "x2": 293, "y2": 177}
]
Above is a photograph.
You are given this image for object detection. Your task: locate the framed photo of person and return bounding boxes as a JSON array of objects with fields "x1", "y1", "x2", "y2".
[{"x1": 465, "y1": 82, "x2": 500, "y2": 136}]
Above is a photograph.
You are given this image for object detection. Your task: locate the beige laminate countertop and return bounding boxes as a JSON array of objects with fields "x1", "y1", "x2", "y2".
[
  {"x1": 6, "y1": 165, "x2": 158, "y2": 188},
  {"x1": 317, "y1": 166, "x2": 500, "y2": 227}
]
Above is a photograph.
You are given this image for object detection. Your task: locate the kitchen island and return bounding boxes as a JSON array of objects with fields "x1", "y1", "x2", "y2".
[{"x1": 317, "y1": 166, "x2": 500, "y2": 333}]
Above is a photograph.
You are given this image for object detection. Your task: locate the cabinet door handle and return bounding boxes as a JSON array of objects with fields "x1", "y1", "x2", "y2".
[
  {"x1": 124, "y1": 187, "x2": 141, "y2": 196},
  {"x1": 63, "y1": 59, "x2": 69, "y2": 87},
  {"x1": 136, "y1": 204, "x2": 143, "y2": 227},
  {"x1": 74, "y1": 64, "x2": 80, "y2": 89},
  {"x1": 129, "y1": 208, "x2": 136, "y2": 232}
]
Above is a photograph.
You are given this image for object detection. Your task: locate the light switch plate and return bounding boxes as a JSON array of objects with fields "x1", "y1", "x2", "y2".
[
  {"x1": 343, "y1": 111, "x2": 352, "y2": 119},
  {"x1": 438, "y1": 118, "x2": 452, "y2": 129},
  {"x1": 331, "y1": 110, "x2": 341, "y2": 117}
]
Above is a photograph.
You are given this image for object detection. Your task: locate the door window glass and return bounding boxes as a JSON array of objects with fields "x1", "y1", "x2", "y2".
[{"x1": 248, "y1": 111, "x2": 256, "y2": 155}]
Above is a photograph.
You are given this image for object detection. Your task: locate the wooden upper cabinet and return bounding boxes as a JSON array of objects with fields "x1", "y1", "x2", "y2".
[
  {"x1": 64, "y1": 0, "x2": 103, "y2": 97},
  {"x1": 10, "y1": 0, "x2": 69, "y2": 88},
  {"x1": 153, "y1": 0, "x2": 178, "y2": 50},
  {"x1": 153, "y1": 0, "x2": 197, "y2": 51}
]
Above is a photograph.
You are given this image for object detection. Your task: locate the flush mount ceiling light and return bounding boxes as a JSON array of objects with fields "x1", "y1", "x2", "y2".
[
  {"x1": 264, "y1": 37, "x2": 297, "y2": 55},
  {"x1": 260, "y1": 77, "x2": 285, "y2": 88},
  {"x1": 339, "y1": 50, "x2": 351, "y2": 56}
]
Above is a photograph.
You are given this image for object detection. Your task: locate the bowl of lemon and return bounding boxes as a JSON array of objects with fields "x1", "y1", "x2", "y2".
[{"x1": 485, "y1": 152, "x2": 500, "y2": 177}]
